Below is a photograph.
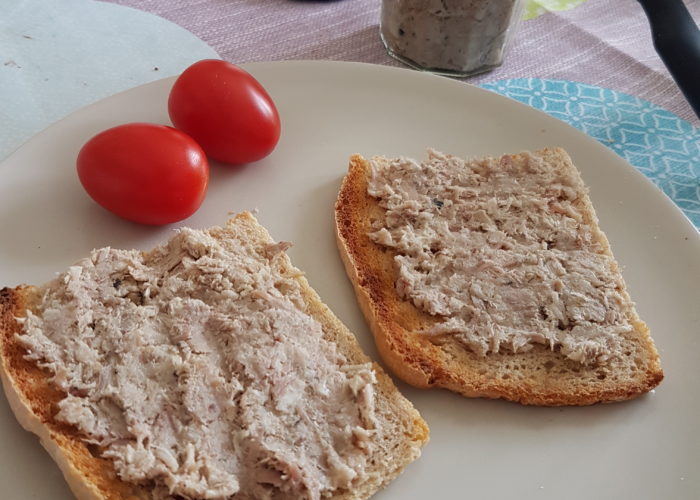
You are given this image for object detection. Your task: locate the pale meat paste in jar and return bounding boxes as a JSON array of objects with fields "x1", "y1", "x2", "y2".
[{"x1": 381, "y1": 0, "x2": 524, "y2": 74}]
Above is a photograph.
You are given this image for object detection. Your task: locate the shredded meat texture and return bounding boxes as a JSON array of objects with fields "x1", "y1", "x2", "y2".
[
  {"x1": 381, "y1": 0, "x2": 522, "y2": 73},
  {"x1": 367, "y1": 150, "x2": 633, "y2": 365},
  {"x1": 18, "y1": 228, "x2": 378, "y2": 499}
]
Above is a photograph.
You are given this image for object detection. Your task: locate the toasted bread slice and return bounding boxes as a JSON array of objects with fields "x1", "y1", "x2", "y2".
[
  {"x1": 0, "y1": 212, "x2": 428, "y2": 499},
  {"x1": 335, "y1": 149, "x2": 663, "y2": 406}
]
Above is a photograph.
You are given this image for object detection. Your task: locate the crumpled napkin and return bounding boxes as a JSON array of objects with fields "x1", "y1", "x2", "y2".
[{"x1": 0, "y1": 0, "x2": 218, "y2": 160}]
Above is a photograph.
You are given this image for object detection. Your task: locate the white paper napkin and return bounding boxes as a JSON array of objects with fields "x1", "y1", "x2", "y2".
[{"x1": 0, "y1": 0, "x2": 218, "y2": 160}]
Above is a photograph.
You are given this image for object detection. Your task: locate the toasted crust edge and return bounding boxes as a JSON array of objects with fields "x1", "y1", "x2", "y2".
[
  {"x1": 334, "y1": 152, "x2": 664, "y2": 406},
  {"x1": 0, "y1": 286, "x2": 146, "y2": 500},
  {"x1": 0, "y1": 212, "x2": 428, "y2": 500},
  {"x1": 226, "y1": 213, "x2": 429, "y2": 500}
]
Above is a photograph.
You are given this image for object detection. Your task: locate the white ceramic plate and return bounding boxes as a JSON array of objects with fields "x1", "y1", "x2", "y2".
[{"x1": 0, "y1": 61, "x2": 698, "y2": 500}]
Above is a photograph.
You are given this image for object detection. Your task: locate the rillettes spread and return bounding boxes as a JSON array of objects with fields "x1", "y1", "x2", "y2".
[
  {"x1": 367, "y1": 150, "x2": 633, "y2": 365},
  {"x1": 19, "y1": 227, "x2": 378, "y2": 499}
]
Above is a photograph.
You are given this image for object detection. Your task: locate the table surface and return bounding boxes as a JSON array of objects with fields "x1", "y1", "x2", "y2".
[
  {"x1": 2, "y1": 1, "x2": 699, "y2": 221},
  {"x1": 108, "y1": 0, "x2": 700, "y2": 125},
  {"x1": 101, "y1": 0, "x2": 700, "y2": 229}
]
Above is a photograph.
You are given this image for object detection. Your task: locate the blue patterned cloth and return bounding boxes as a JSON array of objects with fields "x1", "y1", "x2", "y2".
[{"x1": 481, "y1": 79, "x2": 700, "y2": 229}]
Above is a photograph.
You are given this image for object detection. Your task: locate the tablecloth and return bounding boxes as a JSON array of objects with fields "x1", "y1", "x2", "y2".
[
  {"x1": 2, "y1": 0, "x2": 699, "y2": 227},
  {"x1": 108, "y1": 0, "x2": 700, "y2": 125}
]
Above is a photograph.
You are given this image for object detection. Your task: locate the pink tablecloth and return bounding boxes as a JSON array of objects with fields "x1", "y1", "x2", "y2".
[{"x1": 109, "y1": 0, "x2": 700, "y2": 126}]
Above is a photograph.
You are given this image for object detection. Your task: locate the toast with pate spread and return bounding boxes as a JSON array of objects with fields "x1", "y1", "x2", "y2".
[
  {"x1": 0, "y1": 212, "x2": 428, "y2": 499},
  {"x1": 335, "y1": 148, "x2": 663, "y2": 406}
]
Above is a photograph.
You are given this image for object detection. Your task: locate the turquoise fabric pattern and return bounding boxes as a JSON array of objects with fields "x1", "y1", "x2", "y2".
[{"x1": 481, "y1": 79, "x2": 700, "y2": 229}]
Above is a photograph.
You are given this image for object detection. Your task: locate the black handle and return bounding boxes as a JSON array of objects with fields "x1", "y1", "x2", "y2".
[{"x1": 637, "y1": 0, "x2": 700, "y2": 119}]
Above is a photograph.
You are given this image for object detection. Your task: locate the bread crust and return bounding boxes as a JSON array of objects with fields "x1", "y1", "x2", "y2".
[
  {"x1": 0, "y1": 213, "x2": 428, "y2": 499},
  {"x1": 0, "y1": 287, "x2": 148, "y2": 500},
  {"x1": 335, "y1": 151, "x2": 664, "y2": 406}
]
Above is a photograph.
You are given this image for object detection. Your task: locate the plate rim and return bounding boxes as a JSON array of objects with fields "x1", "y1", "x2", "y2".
[{"x1": 3, "y1": 59, "x2": 697, "y2": 237}]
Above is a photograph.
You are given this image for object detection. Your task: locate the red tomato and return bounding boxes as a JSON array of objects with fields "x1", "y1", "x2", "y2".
[
  {"x1": 77, "y1": 123, "x2": 209, "y2": 225},
  {"x1": 168, "y1": 59, "x2": 281, "y2": 164}
]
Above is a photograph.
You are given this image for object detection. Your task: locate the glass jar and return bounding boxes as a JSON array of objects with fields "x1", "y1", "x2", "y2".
[{"x1": 380, "y1": 0, "x2": 525, "y2": 77}]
